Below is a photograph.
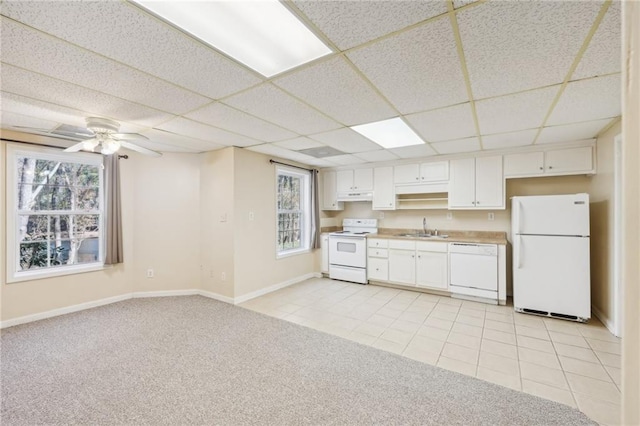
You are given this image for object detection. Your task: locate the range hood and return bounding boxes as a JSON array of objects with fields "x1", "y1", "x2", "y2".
[{"x1": 336, "y1": 191, "x2": 373, "y2": 202}]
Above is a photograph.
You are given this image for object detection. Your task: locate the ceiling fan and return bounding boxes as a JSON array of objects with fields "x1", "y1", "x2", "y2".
[
  {"x1": 64, "y1": 117, "x2": 161, "y2": 157},
  {"x1": 13, "y1": 117, "x2": 162, "y2": 157}
]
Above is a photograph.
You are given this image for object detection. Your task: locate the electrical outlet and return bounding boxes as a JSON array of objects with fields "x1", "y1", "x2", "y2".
[
  {"x1": 488, "y1": 212, "x2": 495, "y2": 221},
  {"x1": 379, "y1": 212, "x2": 385, "y2": 219},
  {"x1": 146, "y1": 268, "x2": 154, "y2": 278},
  {"x1": 446, "y1": 212, "x2": 453, "y2": 220},
  {"x1": 249, "y1": 211, "x2": 254, "y2": 221},
  {"x1": 220, "y1": 213, "x2": 227, "y2": 222},
  {"x1": 221, "y1": 272, "x2": 226, "y2": 281}
]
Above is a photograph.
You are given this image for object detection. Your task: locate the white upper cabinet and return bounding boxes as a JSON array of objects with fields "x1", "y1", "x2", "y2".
[
  {"x1": 449, "y1": 156, "x2": 504, "y2": 209},
  {"x1": 372, "y1": 166, "x2": 396, "y2": 210},
  {"x1": 504, "y1": 146, "x2": 594, "y2": 178},
  {"x1": 322, "y1": 171, "x2": 344, "y2": 211},
  {"x1": 337, "y1": 168, "x2": 373, "y2": 192},
  {"x1": 394, "y1": 161, "x2": 449, "y2": 184}
]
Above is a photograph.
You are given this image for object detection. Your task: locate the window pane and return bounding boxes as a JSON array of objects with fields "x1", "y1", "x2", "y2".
[
  {"x1": 19, "y1": 214, "x2": 51, "y2": 242},
  {"x1": 19, "y1": 242, "x2": 49, "y2": 271},
  {"x1": 49, "y1": 215, "x2": 100, "y2": 239}
]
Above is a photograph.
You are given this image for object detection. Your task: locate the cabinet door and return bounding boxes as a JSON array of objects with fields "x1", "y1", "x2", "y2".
[
  {"x1": 388, "y1": 249, "x2": 416, "y2": 285},
  {"x1": 504, "y1": 152, "x2": 544, "y2": 178},
  {"x1": 545, "y1": 146, "x2": 593, "y2": 174},
  {"x1": 368, "y1": 257, "x2": 389, "y2": 281},
  {"x1": 420, "y1": 161, "x2": 449, "y2": 182},
  {"x1": 393, "y1": 164, "x2": 420, "y2": 184},
  {"x1": 354, "y1": 168, "x2": 373, "y2": 191},
  {"x1": 321, "y1": 235, "x2": 329, "y2": 273},
  {"x1": 322, "y1": 171, "x2": 343, "y2": 211},
  {"x1": 448, "y1": 158, "x2": 476, "y2": 208},
  {"x1": 372, "y1": 166, "x2": 396, "y2": 210},
  {"x1": 416, "y1": 251, "x2": 448, "y2": 290},
  {"x1": 475, "y1": 156, "x2": 504, "y2": 208},
  {"x1": 336, "y1": 170, "x2": 354, "y2": 193}
]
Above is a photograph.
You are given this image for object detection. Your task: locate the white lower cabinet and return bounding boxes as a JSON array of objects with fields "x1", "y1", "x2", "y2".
[
  {"x1": 415, "y1": 242, "x2": 448, "y2": 290},
  {"x1": 388, "y1": 249, "x2": 416, "y2": 285},
  {"x1": 368, "y1": 257, "x2": 389, "y2": 281}
]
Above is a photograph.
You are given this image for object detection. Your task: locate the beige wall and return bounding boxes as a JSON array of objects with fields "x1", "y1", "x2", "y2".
[
  {"x1": 131, "y1": 152, "x2": 201, "y2": 293},
  {"x1": 587, "y1": 122, "x2": 622, "y2": 332},
  {"x1": 232, "y1": 148, "x2": 317, "y2": 298},
  {"x1": 199, "y1": 148, "x2": 235, "y2": 298},
  {"x1": 622, "y1": 1, "x2": 639, "y2": 422}
]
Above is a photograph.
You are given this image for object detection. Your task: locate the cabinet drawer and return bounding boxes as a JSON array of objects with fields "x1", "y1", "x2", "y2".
[
  {"x1": 368, "y1": 248, "x2": 388, "y2": 258},
  {"x1": 416, "y1": 241, "x2": 448, "y2": 252},
  {"x1": 368, "y1": 258, "x2": 388, "y2": 281},
  {"x1": 368, "y1": 238, "x2": 388, "y2": 248},
  {"x1": 389, "y1": 239, "x2": 416, "y2": 250}
]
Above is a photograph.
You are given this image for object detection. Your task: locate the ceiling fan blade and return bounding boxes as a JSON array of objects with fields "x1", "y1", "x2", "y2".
[
  {"x1": 112, "y1": 133, "x2": 149, "y2": 141},
  {"x1": 119, "y1": 140, "x2": 162, "y2": 157},
  {"x1": 12, "y1": 125, "x2": 95, "y2": 140},
  {"x1": 63, "y1": 140, "x2": 94, "y2": 152}
]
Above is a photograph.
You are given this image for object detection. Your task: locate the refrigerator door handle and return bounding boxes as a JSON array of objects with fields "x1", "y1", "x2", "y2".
[
  {"x1": 517, "y1": 236, "x2": 523, "y2": 269},
  {"x1": 517, "y1": 200, "x2": 522, "y2": 234}
]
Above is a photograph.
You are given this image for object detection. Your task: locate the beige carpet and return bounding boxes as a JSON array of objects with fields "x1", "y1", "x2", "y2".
[{"x1": 1, "y1": 296, "x2": 595, "y2": 425}]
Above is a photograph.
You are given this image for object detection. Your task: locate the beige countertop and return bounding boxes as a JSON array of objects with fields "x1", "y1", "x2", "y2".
[{"x1": 371, "y1": 229, "x2": 507, "y2": 245}]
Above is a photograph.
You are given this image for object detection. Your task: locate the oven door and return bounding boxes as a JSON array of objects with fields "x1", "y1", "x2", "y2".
[{"x1": 328, "y1": 235, "x2": 366, "y2": 268}]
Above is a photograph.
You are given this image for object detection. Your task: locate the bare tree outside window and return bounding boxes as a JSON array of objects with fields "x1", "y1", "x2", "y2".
[{"x1": 276, "y1": 167, "x2": 310, "y2": 255}]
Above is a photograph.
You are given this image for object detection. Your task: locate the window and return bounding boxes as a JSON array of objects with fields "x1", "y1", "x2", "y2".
[
  {"x1": 276, "y1": 166, "x2": 310, "y2": 257},
  {"x1": 6, "y1": 145, "x2": 104, "y2": 282}
]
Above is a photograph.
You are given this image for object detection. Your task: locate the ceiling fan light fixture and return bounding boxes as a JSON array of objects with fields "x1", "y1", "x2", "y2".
[
  {"x1": 82, "y1": 139, "x2": 99, "y2": 151},
  {"x1": 100, "y1": 139, "x2": 121, "y2": 155}
]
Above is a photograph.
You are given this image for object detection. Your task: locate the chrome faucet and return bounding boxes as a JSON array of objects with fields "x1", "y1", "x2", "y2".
[{"x1": 422, "y1": 217, "x2": 427, "y2": 234}]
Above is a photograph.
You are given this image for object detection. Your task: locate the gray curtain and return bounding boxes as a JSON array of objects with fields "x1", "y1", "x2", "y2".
[
  {"x1": 104, "y1": 154, "x2": 124, "y2": 264},
  {"x1": 310, "y1": 169, "x2": 321, "y2": 249}
]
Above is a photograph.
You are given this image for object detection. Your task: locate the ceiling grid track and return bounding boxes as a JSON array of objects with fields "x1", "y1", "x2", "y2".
[
  {"x1": 531, "y1": 0, "x2": 613, "y2": 145},
  {"x1": 447, "y1": 0, "x2": 484, "y2": 151}
]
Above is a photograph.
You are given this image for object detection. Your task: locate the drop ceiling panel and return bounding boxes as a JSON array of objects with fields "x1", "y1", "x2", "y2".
[
  {"x1": 453, "y1": 0, "x2": 479, "y2": 9},
  {"x1": 537, "y1": 119, "x2": 611, "y2": 145},
  {"x1": 246, "y1": 144, "x2": 315, "y2": 166},
  {"x1": 482, "y1": 129, "x2": 537, "y2": 150},
  {"x1": 347, "y1": 17, "x2": 468, "y2": 114},
  {"x1": 185, "y1": 103, "x2": 296, "y2": 142},
  {"x1": 140, "y1": 129, "x2": 226, "y2": 152},
  {"x1": 432, "y1": 137, "x2": 480, "y2": 154},
  {"x1": 406, "y1": 103, "x2": 476, "y2": 142},
  {"x1": 476, "y1": 86, "x2": 558, "y2": 135},
  {"x1": 292, "y1": 0, "x2": 447, "y2": 50},
  {"x1": 0, "y1": 18, "x2": 211, "y2": 115},
  {"x1": 323, "y1": 154, "x2": 367, "y2": 166},
  {"x1": 354, "y1": 150, "x2": 400, "y2": 163},
  {"x1": 273, "y1": 137, "x2": 325, "y2": 151},
  {"x1": 2, "y1": 64, "x2": 172, "y2": 128},
  {"x1": 457, "y1": 1, "x2": 603, "y2": 98},
  {"x1": 573, "y1": 1, "x2": 621, "y2": 80},
  {"x1": 308, "y1": 128, "x2": 382, "y2": 153},
  {"x1": 1, "y1": 91, "x2": 99, "y2": 129},
  {"x1": 273, "y1": 56, "x2": 396, "y2": 126},
  {"x1": 1, "y1": 1, "x2": 262, "y2": 99},
  {"x1": 223, "y1": 84, "x2": 341, "y2": 135},
  {"x1": 156, "y1": 118, "x2": 262, "y2": 148},
  {"x1": 547, "y1": 75, "x2": 621, "y2": 125},
  {"x1": 388, "y1": 144, "x2": 437, "y2": 159}
]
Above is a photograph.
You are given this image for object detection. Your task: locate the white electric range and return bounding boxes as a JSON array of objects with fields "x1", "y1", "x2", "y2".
[{"x1": 328, "y1": 218, "x2": 378, "y2": 284}]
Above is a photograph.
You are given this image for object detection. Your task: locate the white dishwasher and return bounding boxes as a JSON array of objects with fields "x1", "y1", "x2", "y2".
[{"x1": 449, "y1": 243, "x2": 498, "y2": 302}]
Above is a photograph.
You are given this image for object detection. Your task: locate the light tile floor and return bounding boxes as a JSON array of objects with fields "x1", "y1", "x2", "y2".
[{"x1": 239, "y1": 278, "x2": 622, "y2": 425}]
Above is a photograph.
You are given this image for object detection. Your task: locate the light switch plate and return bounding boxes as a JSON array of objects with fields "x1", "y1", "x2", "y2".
[
  {"x1": 488, "y1": 212, "x2": 495, "y2": 221},
  {"x1": 446, "y1": 212, "x2": 453, "y2": 220}
]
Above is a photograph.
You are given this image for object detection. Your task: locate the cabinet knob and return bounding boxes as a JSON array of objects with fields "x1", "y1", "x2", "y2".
[
  {"x1": 376, "y1": 268, "x2": 379, "y2": 271},
  {"x1": 539, "y1": 166, "x2": 544, "y2": 170},
  {"x1": 421, "y1": 177, "x2": 424, "y2": 180},
  {"x1": 477, "y1": 201, "x2": 480, "y2": 204},
  {"x1": 415, "y1": 177, "x2": 419, "y2": 180},
  {"x1": 548, "y1": 166, "x2": 553, "y2": 169},
  {"x1": 389, "y1": 203, "x2": 392, "y2": 206}
]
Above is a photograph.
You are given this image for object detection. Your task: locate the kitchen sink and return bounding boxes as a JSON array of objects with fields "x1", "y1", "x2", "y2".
[{"x1": 395, "y1": 233, "x2": 449, "y2": 239}]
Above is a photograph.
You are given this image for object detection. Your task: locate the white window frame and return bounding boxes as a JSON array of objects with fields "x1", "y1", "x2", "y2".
[
  {"x1": 275, "y1": 165, "x2": 311, "y2": 259},
  {"x1": 6, "y1": 144, "x2": 106, "y2": 283}
]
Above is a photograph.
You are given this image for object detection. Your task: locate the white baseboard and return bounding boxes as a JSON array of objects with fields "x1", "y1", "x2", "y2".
[
  {"x1": 132, "y1": 289, "x2": 199, "y2": 298},
  {"x1": 0, "y1": 273, "x2": 322, "y2": 329},
  {"x1": 592, "y1": 304, "x2": 618, "y2": 336},
  {"x1": 0, "y1": 294, "x2": 132, "y2": 329},
  {"x1": 233, "y1": 272, "x2": 321, "y2": 305},
  {"x1": 197, "y1": 290, "x2": 235, "y2": 304}
]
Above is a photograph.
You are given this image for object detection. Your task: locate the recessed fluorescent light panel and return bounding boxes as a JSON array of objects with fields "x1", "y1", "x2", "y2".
[
  {"x1": 134, "y1": 0, "x2": 332, "y2": 77},
  {"x1": 350, "y1": 117, "x2": 426, "y2": 149}
]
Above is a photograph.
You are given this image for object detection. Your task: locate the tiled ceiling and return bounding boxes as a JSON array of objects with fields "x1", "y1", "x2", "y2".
[{"x1": 0, "y1": 0, "x2": 621, "y2": 165}]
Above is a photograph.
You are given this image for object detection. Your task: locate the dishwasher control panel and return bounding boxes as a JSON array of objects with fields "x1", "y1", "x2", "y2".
[{"x1": 449, "y1": 243, "x2": 498, "y2": 256}]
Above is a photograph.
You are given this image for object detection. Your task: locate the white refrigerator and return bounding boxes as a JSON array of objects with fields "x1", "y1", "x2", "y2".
[{"x1": 512, "y1": 194, "x2": 591, "y2": 322}]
